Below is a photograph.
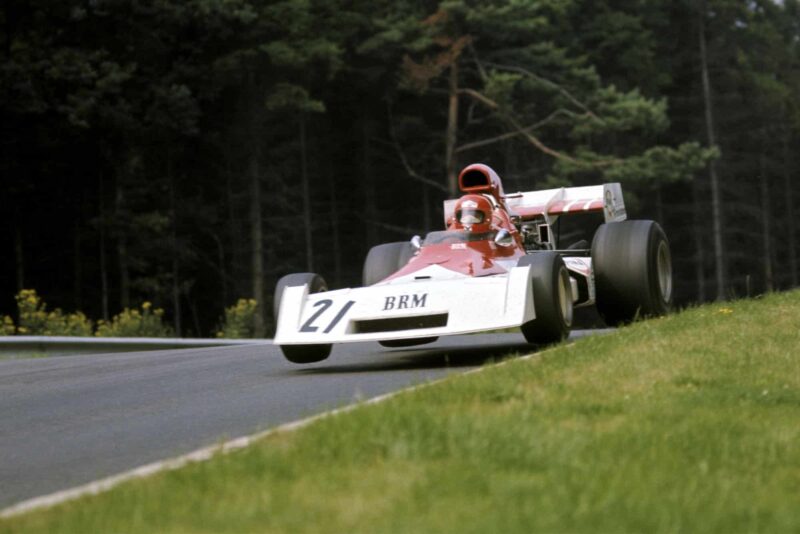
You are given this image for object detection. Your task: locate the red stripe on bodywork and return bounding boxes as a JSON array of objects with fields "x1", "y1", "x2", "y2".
[
  {"x1": 545, "y1": 199, "x2": 604, "y2": 215},
  {"x1": 381, "y1": 241, "x2": 522, "y2": 283}
]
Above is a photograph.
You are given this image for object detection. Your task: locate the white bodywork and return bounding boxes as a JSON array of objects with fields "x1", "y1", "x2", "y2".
[
  {"x1": 275, "y1": 264, "x2": 535, "y2": 345},
  {"x1": 275, "y1": 259, "x2": 594, "y2": 346}
]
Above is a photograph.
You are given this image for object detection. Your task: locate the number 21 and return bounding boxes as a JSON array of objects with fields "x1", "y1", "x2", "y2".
[{"x1": 300, "y1": 300, "x2": 356, "y2": 334}]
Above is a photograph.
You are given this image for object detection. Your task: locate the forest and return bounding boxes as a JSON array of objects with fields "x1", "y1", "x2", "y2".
[{"x1": 2, "y1": 0, "x2": 799, "y2": 337}]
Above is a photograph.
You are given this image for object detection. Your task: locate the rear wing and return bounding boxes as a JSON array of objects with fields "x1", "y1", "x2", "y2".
[{"x1": 443, "y1": 183, "x2": 626, "y2": 226}]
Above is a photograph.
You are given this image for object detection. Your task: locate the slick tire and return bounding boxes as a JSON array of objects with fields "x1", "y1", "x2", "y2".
[
  {"x1": 591, "y1": 220, "x2": 673, "y2": 326},
  {"x1": 273, "y1": 272, "x2": 332, "y2": 364},
  {"x1": 519, "y1": 252, "x2": 573, "y2": 345},
  {"x1": 362, "y1": 242, "x2": 415, "y2": 287}
]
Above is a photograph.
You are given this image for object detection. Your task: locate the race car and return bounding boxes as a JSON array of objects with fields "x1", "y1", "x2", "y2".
[{"x1": 273, "y1": 163, "x2": 672, "y2": 363}]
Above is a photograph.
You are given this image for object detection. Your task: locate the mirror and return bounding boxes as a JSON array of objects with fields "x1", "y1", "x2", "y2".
[
  {"x1": 537, "y1": 223, "x2": 551, "y2": 244},
  {"x1": 494, "y1": 229, "x2": 514, "y2": 247},
  {"x1": 411, "y1": 235, "x2": 422, "y2": 250}
]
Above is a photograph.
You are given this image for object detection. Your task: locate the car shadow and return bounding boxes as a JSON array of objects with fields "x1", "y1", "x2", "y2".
[{"x1": 292, "y1": 339, "x2": 541, "y2": 375}]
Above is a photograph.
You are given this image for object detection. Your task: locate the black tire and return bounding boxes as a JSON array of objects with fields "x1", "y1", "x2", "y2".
[
  {"x1": 280, "y1": 343, "x2": 332, "y2": 364},
  {"x1": 518, "y1": 252, "x2": 573, "y2": 345},
  {"x1": 591, "y1": 220, "x2": 673, "y2": 326},
  {"x1": 362, "y1": 242, "x2": 415, "y2": 286},
  {"x1": 273, "y1": 272, "x2": 332, "y2": 364}
]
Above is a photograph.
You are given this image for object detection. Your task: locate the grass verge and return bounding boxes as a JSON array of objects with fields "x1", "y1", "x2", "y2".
[{"x1": 3, "y1": 291, "x2": 800, "y2": 533}]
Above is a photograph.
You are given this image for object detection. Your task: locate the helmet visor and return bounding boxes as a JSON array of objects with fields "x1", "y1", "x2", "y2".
[{"x1": 457, "y1": 209, "x2": 485, "y2": 225}]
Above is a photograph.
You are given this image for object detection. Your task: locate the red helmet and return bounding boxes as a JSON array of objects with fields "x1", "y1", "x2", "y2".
[{"x1": 453, "y1": 194, "x2": 493, "y2": 232}]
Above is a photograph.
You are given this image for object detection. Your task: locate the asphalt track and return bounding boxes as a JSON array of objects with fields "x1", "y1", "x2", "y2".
[{"x1": 0, "y1": 332, "x2": 596, "y2": 509}]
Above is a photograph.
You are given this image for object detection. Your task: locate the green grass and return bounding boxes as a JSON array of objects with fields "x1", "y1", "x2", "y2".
[{"x1": 4, "y1": 291, "x2": 800, "y2": 533}]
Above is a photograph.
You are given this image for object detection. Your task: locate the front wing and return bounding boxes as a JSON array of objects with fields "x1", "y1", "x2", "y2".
[{"x1": 274, "y1": 266, "x2": 537, "y2": 345}]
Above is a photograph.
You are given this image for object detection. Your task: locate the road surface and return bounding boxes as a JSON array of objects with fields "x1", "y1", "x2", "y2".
[{"x1": 0, "y1": 332, "x2": 597, "y2": 508}]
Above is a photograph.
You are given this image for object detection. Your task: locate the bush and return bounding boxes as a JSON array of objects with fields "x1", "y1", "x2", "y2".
[
  {"x1": 95, "y1": 302, "x2": 174, "y2": 338},
  {"x1": 0, "y1": 315, "x2": 15, "y2": 335},
  {"x1": 0, "y1": 290, "x2": 173, "y2": 338},
  {"x1": 14, "y1": 289, "x2": 94, "y2": 336},
  {"x1": 216, "y1": 299, "x2": 258, "y2": 338}
]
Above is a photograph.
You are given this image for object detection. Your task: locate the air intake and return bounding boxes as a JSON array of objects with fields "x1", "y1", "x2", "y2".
[
  {"x1": 353, "y1": 313, "x2": 448, "y2": 334},
  {"x1": 457, "y1": 164, "x2": 505, "y2": 198},
  {"x1": 460, "y1": 170, "x2": 490, "y2": 189}
]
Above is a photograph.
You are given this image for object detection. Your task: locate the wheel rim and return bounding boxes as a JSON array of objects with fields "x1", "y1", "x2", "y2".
[
  {"x1": 656, "y1": 241, "x2": 672, "y2": 303},
  {"x1": 558, "y1": 267, "x2": 573, "y2": 327}
]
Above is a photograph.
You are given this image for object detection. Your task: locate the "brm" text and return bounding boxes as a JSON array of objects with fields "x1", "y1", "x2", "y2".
[{"x1": 382, "y1": 293, "x2": 428, "y2": 311}]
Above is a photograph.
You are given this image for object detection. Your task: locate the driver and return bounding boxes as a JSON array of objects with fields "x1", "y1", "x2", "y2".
[{"x1": 451, "y1": 194, "x2": 494, "y2": 233}]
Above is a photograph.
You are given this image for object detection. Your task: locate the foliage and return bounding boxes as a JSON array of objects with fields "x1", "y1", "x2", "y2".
[
  {"x1": 0, "y1": 290, "x2": 174, "y2": 338},
  {"x1": 603, "y1": 143, "x2": 721, "y2": 185},
  {"x1": 2, "y1": 0, "x2": 800, "y2": 332},
  {"x1": 554, "y1": 142, "x2": 721, "y2": 186},
  {"x1": 0, "y1": 316, "x2": 16, "y2": 336},
  {"x1": 95, "y1": 302, "x2": 174, "y2": 338},
  {"x1": 215, "y1": 299, "x2": 259, "y2": 339},
  {"x1": 13, "y1": 290, "x2": 94, "y2": 337},
  {"x1": 5, "y1": 290, "x2": 800, "y2": 532},
  {"x1": 392, "y1": 0, "x2": 713, "y2": 193}
]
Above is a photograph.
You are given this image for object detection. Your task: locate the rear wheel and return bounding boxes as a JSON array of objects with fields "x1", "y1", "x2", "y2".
[
  {"x1": 518, "y1": 252, "x2": 573, "y2": 345},
  {"x1": 362, "y1": 242, "x2": 415, "y2": 286},
  {"x1": 273, "y1": 273, "x2": 332, "y2": 364},
  {"x1": 591, "y1": 220, "x2": 672, "y2": 326}
]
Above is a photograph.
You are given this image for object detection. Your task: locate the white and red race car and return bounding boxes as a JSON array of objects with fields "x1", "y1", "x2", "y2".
[{"x1": 273, "y1": 164, "x2": 672, "y2": 363}]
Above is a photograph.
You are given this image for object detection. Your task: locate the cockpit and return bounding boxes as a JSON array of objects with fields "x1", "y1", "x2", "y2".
[{"x1": 423, "y1": 230, "x2": 498, "y2": 246}]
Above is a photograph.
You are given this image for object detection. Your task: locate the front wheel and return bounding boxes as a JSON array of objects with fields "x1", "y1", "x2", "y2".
[
  {"x1": 518, "y1": 252, "x2": 573, "y2": 345},
  {"x1": 273, "y1": 273, "x2": 332, "y2": 364},
  {"x1": 591, "y1": 220, "x2": 672, "y2": 326},
  {"x1": 279, "y1": 343, "x2": 332, "y2": 364},
  {"x1": 362, "y1": 242, "x2": 415, "y2": 287}
]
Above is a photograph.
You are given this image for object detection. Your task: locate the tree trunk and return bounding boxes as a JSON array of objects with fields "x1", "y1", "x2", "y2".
[
  {"x1": 14, "y1": 222, "x2": 24, "y2": 292},
  {"x1": 246, "y1": 71, "x2": 266, "y2": 337},
  {"x1": 73, "y1": 220, "x2": 82, "y2": 310},
  {"x1": 328, "y1": 172, "x2": 342, "y2": 287},
  {"x1": 445, "y1": 61, "x2": 459, "y2": 197},
  {"x1": 655, "y1": 187, "x2": 665, "y2": 226},
  {"x1": 169, "y1": 153, "x2": 182, "y2": 336},
  {"x1": 189, "y1": 292, "x2": 202, "y2": 338},
  {"x1": 759, "y1": 151, "x2": 773, "y2": 292},
  {"x1": 300, "y1": 114, "x2": 314, "y2": 272},
  {"x1": 224, "y1": 159, "x2": 240, "y2": 299},
  {"x1": 99, "y1": 174, "x2": 109, "y2": 321},
  {"x1": 115, "y1": 175, "x2": 130, "y2": 310},
  {"x1": 698, "y1": 6, "x2": 726, "y2": 300},
  {"x1": 213, "y1": 232, "x2": 228, "y2": 306},
  {"x1": 362, "y1": 119, "x2": 378, "y2": 245},
  {"x1": 249, "y1": 142, "x2": 265, "y2": 338},
  {"x1": 784, "y1": 135, "x2": 798, "y2": 287},
  {"x1": 693, "y1": 176, "x2": 707, "y2": 302}
]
